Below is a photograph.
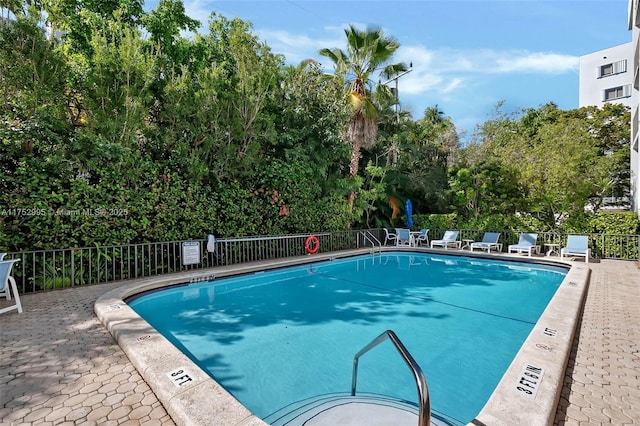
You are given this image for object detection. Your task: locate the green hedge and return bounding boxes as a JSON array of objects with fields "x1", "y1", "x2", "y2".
[{"x1": 412, "y1": 211, "x2": 640, "y2": 235}]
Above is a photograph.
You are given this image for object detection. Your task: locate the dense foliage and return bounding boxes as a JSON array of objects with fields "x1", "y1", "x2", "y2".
[{"x1": 1, "y1": 2, "x2": 637, "y2": 252}]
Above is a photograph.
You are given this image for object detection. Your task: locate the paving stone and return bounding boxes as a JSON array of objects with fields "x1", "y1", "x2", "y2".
[
  {"x1": 75, "y1": 421, "x2": 99, "y2": 426},
  {"x1": 621, "y1": 405, "x2": 640, "y2": 422},
  {"x1": 97, "y1": 382, "x2": 120, "y2": 394},
  {"x1": 129, "y1": 405, "x2": 153, "y2": 419},
  {"x1": 85, "y1": 405, "x2": 112, "y2": 422},
  {"x1": 603, "y1": 406, "x2": 633, "y2": 424},
  {"x1": 44, "y1": 406, "x2": 72, "y2": 422},
  {"x1": 563, "y1": 404, "x2": 590, "y2": 422},
  {"x1": 78, "y1": 382, "x2": 102, "y2": 395},
  {"x1": 120, "y1": 420, "x2": 146, "y2": 426},
  {"x1": 148, "y1": 405, "x2": 173, "y2": 420},
  {"x1": 81, "y1": 393, "x2": 107, "y2": 407},
  {"x1": 1, "y1": 407, "x2": 31, "y2": 422},
  {"x1": 63, "y1": 393, "x2": 89, "y2": 407},
  {"x1": 107, "y1": 405, "x2": 133, "y2": 420},
  {"x1": 139, "y1": 420, "x2": 164, "y2": 426},
  {"x1": 117, "y1": 381, "x2": 138, "y2": 393},
  {"x1": 23, "y1": 406, "x2": 53, "y2": 422},
  {"x1": 65, "y1": 406, "x2": 92, "y2": 422},
  {"x1": 122, "y1": 393, "x2": 144, "y2": 406},
  {"x1": 102, "y1": 393, "x2": 126, "y2": 406}
]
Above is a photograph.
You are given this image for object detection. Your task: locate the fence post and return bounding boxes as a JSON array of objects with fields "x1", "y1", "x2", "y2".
[{"x1": 71, "y1": 249, "x2": 75, "y2": 287}]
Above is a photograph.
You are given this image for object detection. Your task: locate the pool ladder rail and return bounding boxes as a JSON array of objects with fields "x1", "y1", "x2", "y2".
[
  {"x1": 266, "y1": 329, "x2": 444, "y2": 426},
  {"x1": 352, "y1": 329, "x2": 431, "y2": 426},
  {"x1": 359, "y1": 230, "x2": 382, "y2": 255}
]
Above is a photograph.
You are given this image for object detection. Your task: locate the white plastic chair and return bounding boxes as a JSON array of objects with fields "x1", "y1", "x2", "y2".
[
  {"x1": 383, "y1": 228, "x2": 397, "y2": 246},
  {"x1": 0, "y1": 259, "x2": 23, "y2": 315},
  {"x1": 395, "y1": 228, "x2": 414, "y2": 246},
  {"x1": 415, "y1": 229, "x2": 429, "y2": 246}
]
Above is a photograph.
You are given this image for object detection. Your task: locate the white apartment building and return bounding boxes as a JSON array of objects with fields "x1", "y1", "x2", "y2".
[
  {"x1": 579, "y1": 41, "x2": 636, "y2": 214},
  {"x1": 579, "y1": 42, "x2": 633, "y2": 110},
  {"x1": 628, "y1": 0, "x2": 640, "y2": 218}
]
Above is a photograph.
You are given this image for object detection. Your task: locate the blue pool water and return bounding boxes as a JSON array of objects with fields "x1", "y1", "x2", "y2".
[{"x1": 128, "y1": 253, "x2": 567, "y2": 425}]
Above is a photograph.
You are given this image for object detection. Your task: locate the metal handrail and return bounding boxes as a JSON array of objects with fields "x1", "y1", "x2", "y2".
[
  {"x1": 360, "y1": 230, "x2": 382, "y2": 254},
  {"x1": 351, "y1": 330, "x2": 430, "y2": 426}
]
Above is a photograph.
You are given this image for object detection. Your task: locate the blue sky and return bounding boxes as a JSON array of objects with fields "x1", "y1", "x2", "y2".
[{"x1": 161, "y1": 0, "x2": 631, "y2": 138}]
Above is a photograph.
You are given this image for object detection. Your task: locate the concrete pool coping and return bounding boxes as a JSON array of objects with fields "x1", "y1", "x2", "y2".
[{"x1": 94, "y1": 248, "x2": 590, "y2": 426}]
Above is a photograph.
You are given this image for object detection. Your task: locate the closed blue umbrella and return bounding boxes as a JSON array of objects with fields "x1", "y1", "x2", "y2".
[{"x1": 405, "y1": 199, "x2": 413, "y2": 227}]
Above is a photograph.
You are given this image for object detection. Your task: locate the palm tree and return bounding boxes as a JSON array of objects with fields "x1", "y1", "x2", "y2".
[{"x1": 319, "y1": 25, "x2": 406, "y2": 181}]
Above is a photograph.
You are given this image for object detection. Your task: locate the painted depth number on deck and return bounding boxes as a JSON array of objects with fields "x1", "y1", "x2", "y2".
[
  {"x1": 167, "y1": 368, "x2": 194, "y2": 387},
  {"x1": 515, "y1": 364, "x2": 544, "y2": 399}
]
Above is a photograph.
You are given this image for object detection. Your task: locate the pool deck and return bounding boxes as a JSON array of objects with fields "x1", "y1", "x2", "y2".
[{"x1": 1, "y1": 256, "x2": 639, "y2": 425}]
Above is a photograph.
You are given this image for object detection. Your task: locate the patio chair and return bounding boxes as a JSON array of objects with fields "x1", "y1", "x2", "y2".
[
  {"x1": 560, "y1": 235, "x2": 590, "y2": 263},
  {"x1": 430, "y1": 230, "x2": 461, "y2": 250},
  {"x1": 396, "y1": 228, "x2": 414, "y2": 246},
  {"x1": 0, "y1": 259, "x2": 23, "y2": 315},
  {"x1": 0, "y1": 254, "x2": 9, "y2": 301},
  {"x1": 415, "y1": 229, "x2": 429, "y2": 246},
  {"x1": 508, "y1": 233, "x2": 540, "y2": 257},
  {"x1": 470, "y1": 232, "x2": 502, "y2": 253},
  {"x1": 383, "y1": 228, "x2": 397, "y2": 246}
]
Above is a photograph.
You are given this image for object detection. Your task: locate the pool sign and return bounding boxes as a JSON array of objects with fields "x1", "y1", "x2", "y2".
[
  {"x1": 542, "y1": 327, "x2": 558, "y2": 337},
  {"x1": 167, "y1": 367, "x2": 194, "y2": 387},
  {"x1": 515, "y1": 364, "x2": 544, "y2": 399},
  {"x1": 182, "y1": 242, "x2": 201, "y2": 266},
  {"x1": 536, "y1": 343, "x2": 552, "y2": 351}
]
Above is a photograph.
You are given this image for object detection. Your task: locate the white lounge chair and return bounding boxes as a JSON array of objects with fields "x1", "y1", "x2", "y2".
[
  {"x1": 396, "y1": 228, "x2": 414, "y2": 246},
  {"x1": 508, "y1": 233, "x2": 540, "y2": 257},
  {"x1": 561, "y1": 235, "x2": 590, "y2": 263},
  {"x1": 430, "y1": 230, "x2": 461, "y2": 249},
  {"x1": 383, "y1": 228, "x2": 397, "y2": 246},
  {"x1": 0, "y1": 259, "x2": 23, "y2": 315},
  {"x1": 415, "y1": 229, "x2": 429, "y2": 246},
  {"x1": 470, "y1": 232, "x2": 502, "y2": 253}
]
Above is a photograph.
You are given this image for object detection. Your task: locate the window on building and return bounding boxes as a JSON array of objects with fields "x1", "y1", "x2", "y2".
[
  {"x1": 599, "y1": 59, "x2": 627, "y2": 78},
  {"x1": 603, "y1": 85, "x2": 631, "y2": 101},
  {"x1": 600, "y1": 63, "x2": 614, "y2": 77}
]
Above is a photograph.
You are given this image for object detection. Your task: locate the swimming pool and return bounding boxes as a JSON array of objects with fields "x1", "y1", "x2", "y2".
[{"x1": 126, "y1": 252, "x2": 568, "y2": 425}]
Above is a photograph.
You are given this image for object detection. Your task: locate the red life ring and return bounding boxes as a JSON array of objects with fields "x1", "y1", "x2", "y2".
[{"x1": 305, "y1": 235, "x2": 320, "y2": 254}]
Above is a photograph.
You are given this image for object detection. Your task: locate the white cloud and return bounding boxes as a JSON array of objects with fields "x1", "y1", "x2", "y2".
[
  {"x1": 441, "y1": 77, "x2": 465, "y2": 94},
  {"x1": 386, "y1": 44, "x2": 579, "y2": 102},
  {"x1": 182, "y1": 0, "x2": 216, "y2": 29},
  {"x1": 494, "y1": 52, "x2": 578, "y2": 74},
  {"x1": 399, "y1": 45, "x2": 578, "y2": 76},
  {"x1": 256, "y1": 29, "x2": 345, "y2": 64}
]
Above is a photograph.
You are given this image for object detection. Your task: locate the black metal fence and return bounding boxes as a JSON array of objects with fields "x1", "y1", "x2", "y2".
[
  {"x1": 2, "y1": 230, "x2": 382, "y2": 294},
  {"x1": 2, "y1": 228, "x2": 638, "y2": 294}
]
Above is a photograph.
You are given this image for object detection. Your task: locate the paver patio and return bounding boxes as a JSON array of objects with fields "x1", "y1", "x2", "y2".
[{"x1": 1, "y1": 259, "x2": 638, "y2": 425}]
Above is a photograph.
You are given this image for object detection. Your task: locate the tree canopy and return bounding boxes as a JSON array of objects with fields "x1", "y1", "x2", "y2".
[{"x1": 0, "y1": 2, "x2": 636, "y2": 251}]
